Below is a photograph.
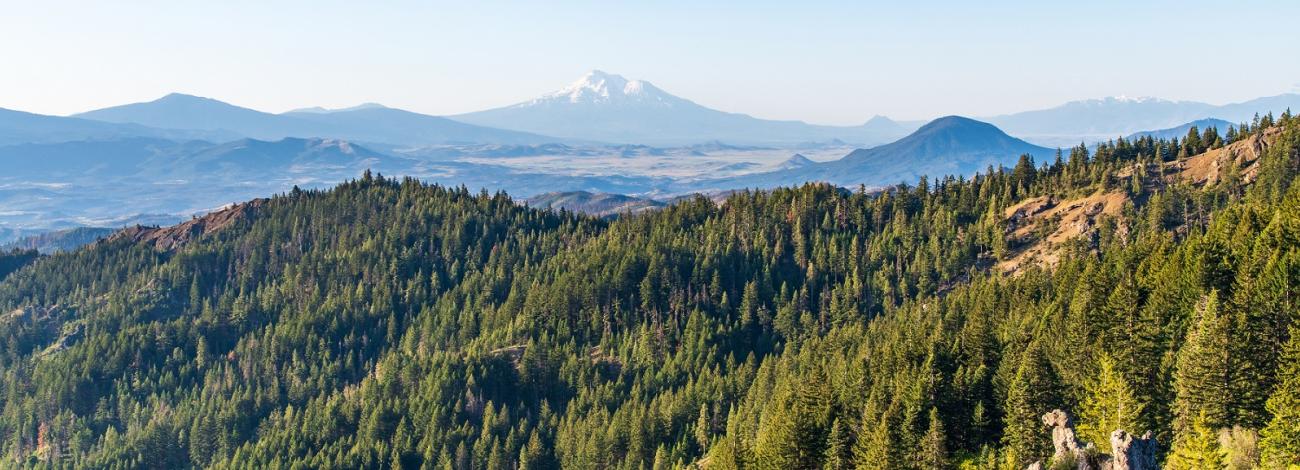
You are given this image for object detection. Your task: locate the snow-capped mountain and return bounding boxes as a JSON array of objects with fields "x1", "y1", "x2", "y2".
[
  {"x1": 526, "y1": 70, "x2": 684, "y2": 108},
  {"x1": 453, "y1": 70, "x2": 918, "y2": 146}
]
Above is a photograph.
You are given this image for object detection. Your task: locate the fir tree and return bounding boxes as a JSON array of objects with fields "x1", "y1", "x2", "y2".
[
  {"x1": 920, "y1": 407, "x2": 948, "y2": 470},
  {"x1": 1002, "y1": 340, "x2": 1063, "y2": 467},
  {"x1": 1166, "y1": 412, "x2": 1226, "y2": 470},
  {"x1": 1079, "y1": 354, "x2": 1144, "y2": 453},
  {"x1": 1260, "y1": 329, "x2": 1300, "y2": 469},
  {"x1": 822, "y1": 417, "x2": 850, "y2": 470},
  {"x1": 1175, "y1": 290, "x2": 1234, "y2": 431}
]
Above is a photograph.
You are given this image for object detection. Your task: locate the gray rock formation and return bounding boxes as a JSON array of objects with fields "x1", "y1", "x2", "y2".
[
  {"x1": 1028, "y1": 409, "x2": 1157, "y2": 470},
  {"x1": 1109, "y1": 430, "x2": 1158, "y2": 470}
]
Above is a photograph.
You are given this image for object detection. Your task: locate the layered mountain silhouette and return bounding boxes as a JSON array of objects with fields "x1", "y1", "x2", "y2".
[
  {"x1": 0, "y1": 107, "x2": 235, "y2": 146},
  {"x1": 0, "y1": 136, "x2": 416, "y2": 181},
  {"x1": 73, "y1": 93, "x2": 560, "y2": 145},
  {"x1": 453, "y1": 70, "x2": 918, "y2": 146},
  {"x1": 5, "y1": 78, "x2": 1297, "y2": 237},
  {"x1": 694, "y1": 116, "x2": 1052, "y2": 191},
  {"x1": 985, "y1": 94, "x2": 1300, "y2": 146}
]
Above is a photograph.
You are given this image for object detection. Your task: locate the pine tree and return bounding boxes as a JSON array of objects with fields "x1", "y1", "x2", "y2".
[
  {"x1": 1175, "y1": 290, "x2": 1234, "y2": 431},
  {"x1": 1079, "y1": 354, "x2": 1144, "y2": 453},
  {"x1": 919, "y1": 407, "x2": 947, "y2": 470},
  {"x1": 695, "y1": 404, "x2": 712, "y2": 452},
  {"x1": 752, "y1": 400, "x2": 800, "y2": 469},
  {"x1": 1002, "y1": 340, "x2": 1063, "y2": 467},
  {"x1": 1166, "y1": 412, "x2": 1226, "y2": 470},
  {"x1": 822, "y1": 417, "x2": 849, "y2": 470},
  {"x1": 854, "y1": 403, "x2": 901, "y2": 470},
  {"x1": 790, "y1": 367, "x2": 834, "y2": 468},
  {"x1": 1260, "y1": 329, "x2": 1300, "y2": 468}
]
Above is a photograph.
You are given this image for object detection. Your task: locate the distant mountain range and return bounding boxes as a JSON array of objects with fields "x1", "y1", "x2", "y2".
[
  {"x1": 691, "y1": 116, "x2": 1052, "y2": 191},
  {"x1": 3, "y1": 73, "x2": 1296, "y2": 150},
  {"x1": 4, "y1": 73, "x2": 1299, "y2": 237},
  {"x1": 0, "y1": 136, "x2": 416, "y2": 181},
  {"x1": 453, "y1": 70, "x2": 919, "y2": 146},
  {"x1": 72, "y1": 93, "x2": 558, "y2": 146},
  {"x1": 0, "y1": 107, "x2": 235, "y2": 146},
  {"x1": 985, "y1": 94, "x2": 1300, "y2": 146}
]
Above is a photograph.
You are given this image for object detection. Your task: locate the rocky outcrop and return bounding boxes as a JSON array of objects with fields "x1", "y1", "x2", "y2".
[
  {"x1": 107, "y1": 198, "x2": 266, "y2": 251},
  {"x1": 1109, "y1": 430, "x2": 1157, "y2": 470},
  {"x1": 1027, "y1": 409, "x2": 1157, "y2": 470}
]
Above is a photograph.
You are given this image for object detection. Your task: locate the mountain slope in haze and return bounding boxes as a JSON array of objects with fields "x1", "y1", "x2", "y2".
[
  {"x1": 0, "y1": 137, "x2": 215, "y2": 178},
  {"x1": 74, "y1": 93, "x2": 316, "y2": 139},
  {"x1": 283, "y1": 106, "x2": 560, "y2": 145},
  {"x1": 453, "y1": 70, "x2": 918, "y2": 146},
  {"x1": 286, "y1": 103, "x2": 388, "y2": 114},
  {"x1": 525, "y1": 190, "x2": 665, "y2": 217},
  {"x1": 1126, "y1": 118, "x2": 1235, "y2": 141},
  {"x1": 774, "y1": 153, "x2": 815, "y2": 170},
  {"x1": 0, "y1": 227, "x2": 117, "y2": 253},
  {"x1": 164, "y1": 137, "x2": 418, "y2": 176},
  {"x1": 0, "y1": 136, "x2": 414, "y2": 180},
  {"x1": 0, "y1": 135, "x2": 670, "y2": 232},
  {"x1": 695, "y1": 116, "x2": 1052, "y2": 191},
  {"x1": 0, "y1": 107, "x2": 235, "y2": 146},
  {"x1": 74, "y1": 93, "x2": 562, "y2": 145},
  {"x1": 0, "y1": 136, "x2": 422, "y2": 232},
  {"x1": 986, "y1": 93, "x2": 1300, "y2": 146}
]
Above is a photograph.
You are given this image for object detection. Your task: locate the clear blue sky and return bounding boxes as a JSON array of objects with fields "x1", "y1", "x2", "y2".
[{"x1": 3, "y1": 0, "x2": 1298, "y2": 124}]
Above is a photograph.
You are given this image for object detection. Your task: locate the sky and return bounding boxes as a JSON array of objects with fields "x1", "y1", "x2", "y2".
[{"x1": 3, "y1": 0, "x2": 1299, "y2": 125}]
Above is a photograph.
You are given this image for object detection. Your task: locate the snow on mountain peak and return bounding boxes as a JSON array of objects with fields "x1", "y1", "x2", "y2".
[
  {"x1": 527, "y1": 70, "x2": 679, "y2": 107},
  {"x1": 1067, "y1": 95, "x2": 1174, "y2": 107},
  {"x1": 1108, "y1": 95, "x2": 1165, "y2": 104}
]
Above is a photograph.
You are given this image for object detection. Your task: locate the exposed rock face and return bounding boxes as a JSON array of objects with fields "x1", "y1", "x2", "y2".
[
  {"x1": 107, "y1": 198, "x2": 266, "y2": 251},
  {"x1": 1043, "y1": 409, "x2": 1102, "y2": 469},
  {"x1": 1028, "y1": 409, "x2": 1157, "y2": 470},
  {"x1": 1109, "y1": 430, "x2": 1157, "y2": 470}
]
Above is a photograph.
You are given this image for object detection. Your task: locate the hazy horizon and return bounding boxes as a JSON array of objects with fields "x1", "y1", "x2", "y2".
[{"x1": 4, "y1": 0, "x2": 1299, "y2": 124}]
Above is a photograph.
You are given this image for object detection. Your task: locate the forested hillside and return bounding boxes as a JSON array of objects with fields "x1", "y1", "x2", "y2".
[{"x1": 1, "y1": 113, "x2": 1298, "y2": 469}]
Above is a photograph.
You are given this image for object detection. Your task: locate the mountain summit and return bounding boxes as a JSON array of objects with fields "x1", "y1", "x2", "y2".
[
  {"x1": 696, "y1": 116, "x2": 1051, "y2": 191},
  {"x1": 74, "y1": 93, "x2": 320, "y2": 139},
  {"x1": 815, "y1": 116, "x2": 1052, "y2": 186},
  {"x1": 529, "y1": 70, "x2": 680, "y2": 108},
  {"x1": 454, "y1": 70, "x2": 916, "y2": 146}
]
